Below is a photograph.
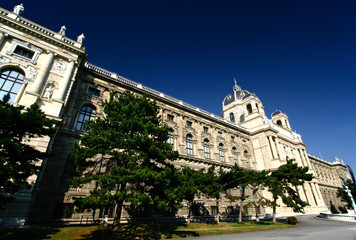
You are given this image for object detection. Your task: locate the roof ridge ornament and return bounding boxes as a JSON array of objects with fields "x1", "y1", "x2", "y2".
[
  {"x1": 59, "y1": 25, "x2": 66, "y2": 36},
  {"x1": 77, "y1": 33, "x2": 85, "y2": 44},
  {"x1": 13, "y1": 3, "x2": 24, "y2": 15}
]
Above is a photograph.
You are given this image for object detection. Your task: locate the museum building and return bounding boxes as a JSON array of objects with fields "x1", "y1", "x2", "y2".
[{"x1": 0, "y1": 4, "x2": 350, "y2": 226}]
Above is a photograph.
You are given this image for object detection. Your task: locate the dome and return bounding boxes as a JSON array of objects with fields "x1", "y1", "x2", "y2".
[
  {"x1": 223, "y1": 81, "x2": 252, "y2": 107},
  {"x1": 223, "y1": 90, "x2": 251, "y2": 106},
  {"x1": 271, "y1": 110, "x2": 285, "y2": 117}
]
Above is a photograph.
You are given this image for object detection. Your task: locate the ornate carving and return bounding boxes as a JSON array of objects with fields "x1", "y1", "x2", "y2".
[
  {"x1": 6, "y1": 39, "x2": 42, "y2": 64},
  {"x1": 201, "y1": 132, "x2": 213, "y2": 143},
  {"x1": 42, "y1": 84, "x2": 54, "y2": 100},
  {"x1": 216, "y1": 137, "x2": 226, "y2": 146},
  {"x1": 0, "y1": 55, "x2": 11, "y2": 63},
  {"x1": 77, "y1": 33, "x2": 85, "y2": 43},
  {"x1": 26, "y1": 65, "x2": 38, "y2": 80},
  {"x1": 51, "y1": 58, "x2": 68, "y2": 75},
  {"x1": 13, "y1": 4, "x2": 24, "y2": 15},
  {"x1": 183, "y1": 126, "x2": 196, "y2": 137},
  {"x1": 59, "y1": 25, "x2": 66, "y2": 36}
]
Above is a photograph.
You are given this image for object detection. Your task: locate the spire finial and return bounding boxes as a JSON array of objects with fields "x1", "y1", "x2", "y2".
[{"x1": 233, "y1": 77, "x2": 241, "y2": 92}]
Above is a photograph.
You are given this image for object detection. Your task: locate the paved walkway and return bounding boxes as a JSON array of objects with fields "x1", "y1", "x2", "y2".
[{"x1": 176, "y1": 215, "x2": 356, "y2": 240}]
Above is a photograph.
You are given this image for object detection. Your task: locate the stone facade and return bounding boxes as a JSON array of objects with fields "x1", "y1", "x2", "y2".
[
  {"x1": 308, "y1": 154, "x2": 349, "y2": 213},
  {"x1": 0, "y1": 5, "x2": 350, "y2": 226}
]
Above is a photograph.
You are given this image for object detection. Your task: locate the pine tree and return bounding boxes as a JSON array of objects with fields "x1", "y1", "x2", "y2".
[
  {"x1": 261, "y1": 159, "x2": 313, "y2": 222},
  {"x1": 220, "y1": 164, "x2": 261, "y2": 222},
  {"x1": 71, "y1": 91, "x2": 179, "y2": 225},
  {"x1": 0, "y1": 95, "x2": 58, "y2": 208},
  {"x1": 171, "y1": 166, "x2": 222, "y2": 223}
]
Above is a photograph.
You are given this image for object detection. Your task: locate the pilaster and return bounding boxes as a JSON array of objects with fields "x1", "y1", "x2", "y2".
[
  {"x1": 28, "y1": 51, "x2": 54, "y2": 95},
  {"x1": 55, "y1": 60, "x2": 75, "y2": 102}
]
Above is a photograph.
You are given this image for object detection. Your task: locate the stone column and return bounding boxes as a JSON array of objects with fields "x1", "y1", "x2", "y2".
[
  {"x1": 303, "y1": 150, "x2": 312, "y2": 169},
  {"x1": 193, "y1": 141, "x2": 197, "y2": 156},
  {"x1": 274, "y1": 138, "x2": 282, "y2": 160},
  {"x1": 30, "y1": 52, "x2": 54, "y2": 95},
  {"x1": 302, "y1": 185, "x2": 311, "y2": 206},
  {"x1": 304, "y1": 184, "x2": 316, "y2": 207},
  {"x1": 297, "y1": 186, "x2": 308, "y2": 202},
  {"x1": 310, "y1": 183, "x2": 323, "y2": 206},
  {"x1": 174, "y1": 136, "x2": 178, "y2": 151},
  {"x1": 298, "y1": 149, "x2": 307, "y2": 167},
  {"x1": 0, "y1": 31, "x2": 5, "y2": 46},
  {"x1": 294, "y1": 150, "x2": 303, "y2": 167},
  {"x1": 314, "y1": 183, "x2": 325, "y2": 205},
  {"x1": 268, "y1": 136, "x2": 277, "y2": 159},
  {"x1": 56, "y1": 60, "x2": 75, "y2": 101}
]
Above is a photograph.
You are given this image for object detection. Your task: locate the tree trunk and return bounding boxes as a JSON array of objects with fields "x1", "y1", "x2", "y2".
[
  {"x1": 239, "y1": 187, "x2": 245, "y2": 222},
  {"x1": 239, "y1": 201, "x2": 243, "y2": 222},
  {"x1": 114, "y1": 200, "x2": 124, "y2": 225},
  {"x1": 272, "y1": 199, "x2": 277, "y2": 222},
  {"x1": 216, "y1": 199, "x2": 220, "y2": 224},
  {"x1": 187, "y1": 201, "x2": 192, "y2": 224}
]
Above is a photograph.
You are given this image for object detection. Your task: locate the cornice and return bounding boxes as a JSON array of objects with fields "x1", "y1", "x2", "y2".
[
  {"x1": 0, "y1": 8, "x2": 86, "y2": 57},
  {"x1": 308, "y1": 154, "x2": 346, "y2": 167},
  {"x1": 83, "y1": 63, "x2": 252, "y2": 135}
]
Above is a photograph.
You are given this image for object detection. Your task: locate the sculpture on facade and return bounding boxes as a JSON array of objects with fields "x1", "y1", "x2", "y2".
[
  {"x1": 77, "y1": 33, "x2": 85, "y2": 43},
  {"x1": 13, "y1": 4, "x2": 24, "y2": 15},
  {"x1": 59, "y1": 25, "x2": 66, "y2": 36},
  {"x1": 43, "y1": 85, "x2": 54, "y2": 100},
  {"x1": 340, "y1": 176, "x2": 356, "y2": 215}
]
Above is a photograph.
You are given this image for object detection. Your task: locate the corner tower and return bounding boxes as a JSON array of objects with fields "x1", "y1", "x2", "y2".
[{"x1": 271, "y1": 110, "x2": 291, "y2": 130}]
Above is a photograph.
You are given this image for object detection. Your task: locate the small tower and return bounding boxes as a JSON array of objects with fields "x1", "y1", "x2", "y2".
[{"x1": 271, "y1": 110, "x2": 291, "y2": 130}]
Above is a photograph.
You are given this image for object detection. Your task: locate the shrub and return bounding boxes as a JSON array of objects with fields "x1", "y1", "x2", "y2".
[{"x1": 286, "y1": 216, "x2": 298, "y2": 225}]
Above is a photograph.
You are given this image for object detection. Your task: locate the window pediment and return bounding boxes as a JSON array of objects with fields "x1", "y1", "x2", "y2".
[{"x1": 6, "y1": 39, "x2": 42, "y2": 64}]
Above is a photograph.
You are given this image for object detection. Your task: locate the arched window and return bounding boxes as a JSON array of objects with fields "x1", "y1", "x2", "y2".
[
  {"x1": 75, "y1": 105, "x2": 96, "y2": 131},
  {"x1": 256, "y1": 104, "x2": 259, "y2": 113},
  {"x1": 203, "y1": 139, "x2": 210, "y2": 159},
  {"x1": 219, "y1": 143, "x2": 224, "y2": 162},
  {"x1": 243, "y1": 150, "x2": 249, "y2": 162},
  {"x1": 186, "y1": 134, "x2": 193, "y2": 155},
  {"x1": 247, "y1": 104, "x2": 253, "y2": 114},
  {"x1": 232, "y1": 147, "x2": 237, "y2": 164},
  {"x1": 276, "y1": 120, "x2": 282, "y2": 127},
  {"x1": 240, "y1": 114, "x2": 245, "y2": 123},
  {"x1": 0, "y1": 68, "x2": 25, "y2": 102},
  {"x1": 167, "y1": 129, "x2": 174, "y2": 147},
  {"x1": 229, "y1": 112, "x2": 235, "y2": 122}
]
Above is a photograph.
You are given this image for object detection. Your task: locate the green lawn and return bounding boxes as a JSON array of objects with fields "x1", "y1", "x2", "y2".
[{"x1": 0, "y1": 221, "x2": 298, "y2": 240}]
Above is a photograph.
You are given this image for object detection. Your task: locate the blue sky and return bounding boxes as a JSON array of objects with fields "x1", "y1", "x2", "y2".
[{"x1": 3, "y1": 1, "x2": 356, "y2": 174}]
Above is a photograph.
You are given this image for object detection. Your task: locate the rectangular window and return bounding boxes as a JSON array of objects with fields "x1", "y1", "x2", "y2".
[
  {"x1": 218, "y1": 131, "x2": 222, "y2": 136},
  {"x1": 220, "y1": 151, "x2": 224, "y2": 162},
  {"x1": 203, "y1": 126, "x2": 208, "y2": 132},
  {"x1": 232, "y1": 149, "x2": 237, "y2": 164},
  {"x1": 167, "y1": 130, "x2": 174, "y2": 146},
  {"x1": 211, "y1": 206, "x2": 218, "y2": 216},
  {"x1": 87, "y1": 87, "x2": 100, "y2": 96},
  {"x1": 187, "y1": 121, "x2": 192, "y2": 127},
  {"x1": 167, "y1": 114, "x2": 174, "y2": 121},
  {"x1": 186, "y1": 142, "x2": 193, "y2": 155},
  {"x1": 14, "y1": 46, "x2": 34, "y2": 59},
  {"x1": 204, "y1": 145, "x2": 210, "y2": 159},
  {"x1": 219, "y1": 144, "x2": 224, "y2": 162}
]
